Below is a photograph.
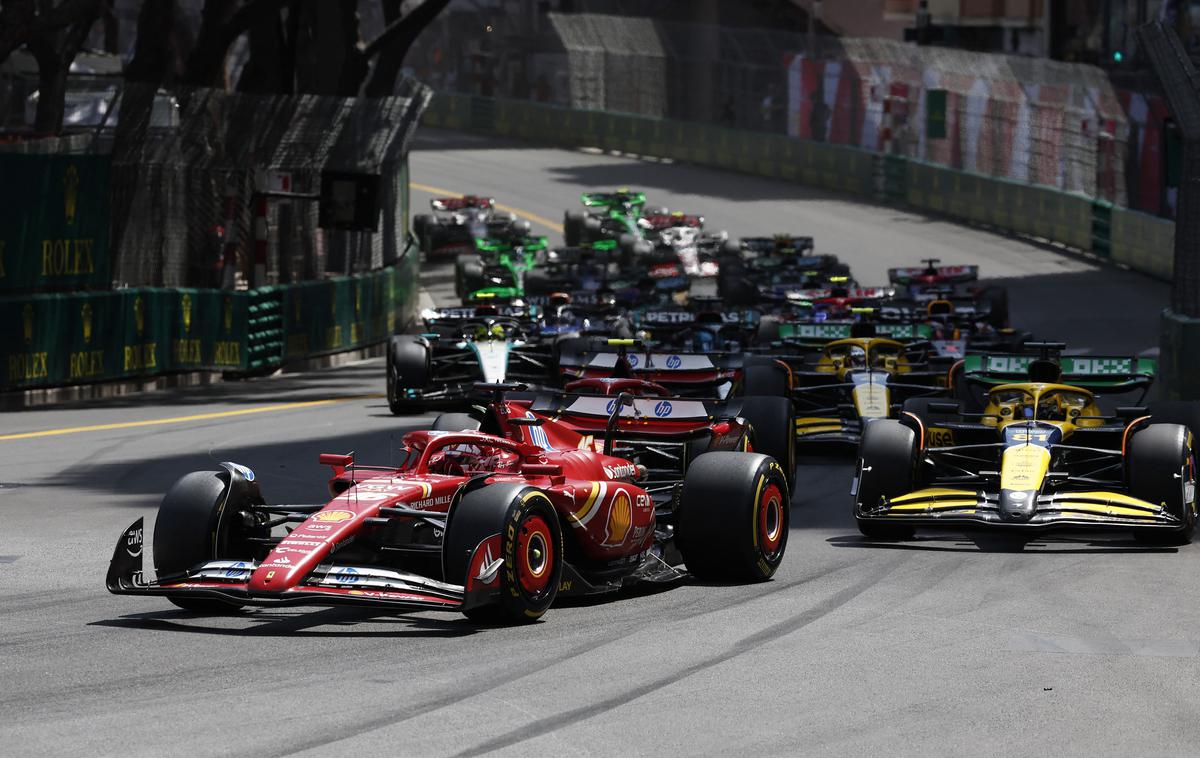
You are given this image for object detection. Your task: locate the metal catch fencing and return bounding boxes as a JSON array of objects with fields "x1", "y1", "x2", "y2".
[
  {"x1": 409, "y1": 11, "x2": 1158, "y2": 212},
  {"x1": 103, "y1": 80, "x2": 429, "y2": 289}
]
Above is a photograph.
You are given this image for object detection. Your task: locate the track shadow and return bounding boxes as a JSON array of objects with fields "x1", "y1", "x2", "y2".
[
  {"x1": 89, "y1": 606, "x2": 480, "y2": 638},
  {"x1": 44, "y1": 420, "x2": 437, "y2": 499},
  {"x1": 827, "y1": 532, "x2": 1179, "y2": 555}
]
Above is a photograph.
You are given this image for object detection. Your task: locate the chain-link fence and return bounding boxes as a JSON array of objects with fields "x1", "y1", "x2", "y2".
[
  {"x1": 408, "y1": 10, "x2": 1175, "y2": 214},
  {"x1": 103, "y1": 79, "x2": 429, "y2": 289}
]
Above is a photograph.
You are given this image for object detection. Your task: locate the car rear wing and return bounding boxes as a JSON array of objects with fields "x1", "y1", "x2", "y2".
[
  {"x1": 888, "y1": 262, "x2": 979, "y2": 285},
  {"x1": 421, "y1": 304, "x2": 539, "y2": 323},
  {"x1": 738, "y1": 236, "x2": 817, "y2": 256},
  {"x1": 633, "y1": 308, "x2": 758, "y2": 330},
  {"x1": 961, "y1": 352, "x2": 1157, "y2": 391},
  {"x1": 774, "y1": 320, "x2": 933, "y2": 344},
  {"x1": 432, "y1": 195, "x2": 493, "y2": 212},
  {"x1": 475, "y1": 236, "x2": 547, "y2": 254},
  {"x1": 580, "y1": 190, "x2": 646, "y2": 210}
]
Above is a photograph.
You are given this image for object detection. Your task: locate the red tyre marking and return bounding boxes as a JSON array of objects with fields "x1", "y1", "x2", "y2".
[
  {"x1": 517, "y1": 515, "x2": 554, "y2": 595},
  {"x1": 759, "y1": 483, "x2": 785, "y2": 555}
]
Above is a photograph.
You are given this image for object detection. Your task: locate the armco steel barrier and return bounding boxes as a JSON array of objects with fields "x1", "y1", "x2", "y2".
[
  {"x1": 423, "y1": 92, "x2": 1176, "y2": 282},
  {"x1": 1, "y1": 265, "x2": 417, "y2": 392}
]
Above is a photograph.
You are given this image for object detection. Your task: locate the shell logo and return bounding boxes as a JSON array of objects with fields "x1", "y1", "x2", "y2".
[
  {"x1": 605, "y1": 490, "x2": 632, "y2": 545},
  {"x1": 312, "y1": 509, "x2": 354, "y2": 523}
]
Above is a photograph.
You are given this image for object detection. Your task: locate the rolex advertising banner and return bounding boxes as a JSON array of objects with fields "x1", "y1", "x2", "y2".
[
  {"x1": 166, "y1": 289, "x2": 249, "y2": 373},
  {"x1": 2, "y1": 264, "x2": 411, "y2": 391},
  {"x1": 283, "y1": 268, "x2": 398, "y2": 361},
  {"x1": 0, "y1": 154, "x2": 111, "y2": 293}
]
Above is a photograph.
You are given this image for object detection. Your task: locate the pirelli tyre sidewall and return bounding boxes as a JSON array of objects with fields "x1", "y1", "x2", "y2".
[
  {"x1": 153, "y1": 468, "x2": 264, "y2": 613},
  {"x1": 444, "y1": 484, "x2": 563, "y2": 623},
  {"x1": 676, "y1": 452, "x2": 789, "y2": 582},
  {"x1": 387, "y1": 336, "x2": 429, "y2": 415},
  {"x1": 854, "y1": 420, "x2": 917, "y2": 540},
  {"x1": 739, "y1": 395, "x2": 796, "y2": 489},
  {"x1": 1129, "y1": 423, "x2": 1197, "y2": 545}
]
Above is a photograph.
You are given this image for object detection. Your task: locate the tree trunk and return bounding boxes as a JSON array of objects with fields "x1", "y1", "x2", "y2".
[
  {"x1": 125, "y1": 0, "x2": 176, "y2": 83},
  {"x1": 236, "y1": 5, "x2": 285, "y2": 94},
  {"x1": 294, "y1": 0, "x2": 360, "y2": 95},
  {"x1": 28, "y1": 4, "x2": 99, "y2": 135},
  {"x1": 180, "y1": 0, "x2": 237, "y2": 87},
  {"x1": 100, "y1": 0, "x2": 117, "y2": 53},
  {"x1": 361, "y1": 0, "x2": 451, "y2": 97}
]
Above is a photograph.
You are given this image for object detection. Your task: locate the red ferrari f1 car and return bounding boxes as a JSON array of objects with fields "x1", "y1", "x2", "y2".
[{"x1": 106, "y1": 391, "x2": 790, "y2": 623}]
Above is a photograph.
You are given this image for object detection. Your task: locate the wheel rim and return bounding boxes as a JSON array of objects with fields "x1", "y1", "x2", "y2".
[
  {"x1": 759, "y1": 482, "x2": 785, "y2": 556},
  {"x1": 517, "y1": 515, "x2": 554, "y2": 596}
]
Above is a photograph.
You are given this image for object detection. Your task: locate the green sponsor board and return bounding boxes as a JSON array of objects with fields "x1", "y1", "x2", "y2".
[
  {"x1": 963, "y1": 353, "x2": 1156, "y2": 382},
  {"x1": 779, "y1": 322, "x2": 929, "y2": 341},
  {"x1": 0, "y1": 154, "x2": 111, "y2": 292},
  {"x1": 283, "y1": 268, "x2": 398, "y2": 360},
  {"x1": 166, "y1": 289, "x2": 248, "y2": 372}
]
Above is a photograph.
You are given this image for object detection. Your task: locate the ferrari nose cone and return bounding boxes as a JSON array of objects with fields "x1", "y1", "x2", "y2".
[{"x1": 998, "y1": 489, "x2": 1036, "y2": 522}]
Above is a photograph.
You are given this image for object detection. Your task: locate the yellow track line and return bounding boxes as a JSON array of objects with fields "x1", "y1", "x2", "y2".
[
  {"x1": 411, "y1": 181, "x2": 563, "y2": 234},
  {"x1": 0, "y1": 394, "x2": 384, "y2": 442}
]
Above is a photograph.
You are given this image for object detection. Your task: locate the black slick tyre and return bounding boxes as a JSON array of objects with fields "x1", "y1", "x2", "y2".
[
  {"x1": 980, "y1": 285, "x2": 1009, "y2": 327},
  {"x1": 1129, "y1": 423, "x2": 1196, "y2": 545},
  {"x1": 443, "y1": 484, "x2": 563, "y2": 624},
  {"x1": 854, "y1": 419, "x2": 917, "y2": 540},
  {"x1": 739, "y1": 395, "x2": 796, "y2": 489},
  {"x1": 742, "y1": 357, "x2": 790, "y2": 398},
  {"x1": 387, "y1": 337, "x2": 429, "y2": 415},
  {"x1": 676, "y1": 452, "x2": 790, "y2": 582},
  {"x1": 154, "y1": 470, "x2": 260, "y2": 613},
  {"x1": 564, "y1": 211, "x2": 584, "y2": 246},
  {"x1": 454, "y1": 254, "x2": 485, "y2": 299}
]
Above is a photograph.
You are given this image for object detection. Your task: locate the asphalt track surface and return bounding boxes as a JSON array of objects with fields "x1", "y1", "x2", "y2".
[{"x1": 1, "y1": 128, "x2": 1192, "y2": 757}]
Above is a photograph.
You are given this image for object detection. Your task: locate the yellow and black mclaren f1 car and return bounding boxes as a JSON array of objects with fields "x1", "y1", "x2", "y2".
[
  {"x1": 744, "y1": 321, "x2": 948, "y2": 448},
  {"x1": 852, "y1": 347, "x2": 1197, "y2": 543}
]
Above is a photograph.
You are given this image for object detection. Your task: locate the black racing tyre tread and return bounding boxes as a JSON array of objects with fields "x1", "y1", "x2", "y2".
[
  {"x1": 854, "y1": 419, "x2": 917, "y2": 540},
  {"x1": 564, "y1": 211, "x2": 584, "y2": 246},
  {"x1": 742, "y1": 358, "x2": 790, "y2": 398},
  {"x1": 1148, "y1": 401, "x2": 1200, "y2": 441},
  {"x1": 739, "y1": 395, "x2": 796, "y2": 489},
  {"x1": 387, "y1": 338, "x2": 429, "y2": 415},
  {"x1": 676, "y1": 452, "x2": 790, "y2": 582},
  {"x1": 455, "y1": 255, "x2": 485, "y2": 299},
  {"x1": 755, "y1": 316, "x2": 781, "y2": 345},
  {"x1": 154, "y1": 470, "x2": 250, "y2": 613},
  {"x1": 443, "y1": 483, "x2": 563, "y2": 624},
  {"x1": 1129, "y1": 423, "x2": 1196, "y2": 545}
]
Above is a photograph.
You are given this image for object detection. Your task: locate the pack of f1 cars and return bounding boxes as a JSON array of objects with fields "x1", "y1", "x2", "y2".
[
  {"x1": 107, "y1": 390, "x2": 790, "y2": 623},
  {"x1": 745, "y1": 324, "x2": 950, "y2": 448},
  {"x1": 413, "y1": 195, "x2": 531, "y2": 258},
  {"x1": 386, "y1": 304, "x2": 558, "y2": 413},
  {"x1": 563, "y1": 189, "x2": 649, "y2": 247},
  {"x1": 454, "y1": 235, "x2": 548, "y2": 300},
  {"x1": 853, "y1": 344, "x2": 1196, "y2": 543},
  {"x1": 888, "y1": 258, "x2": 1009, "y2": 327}
]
